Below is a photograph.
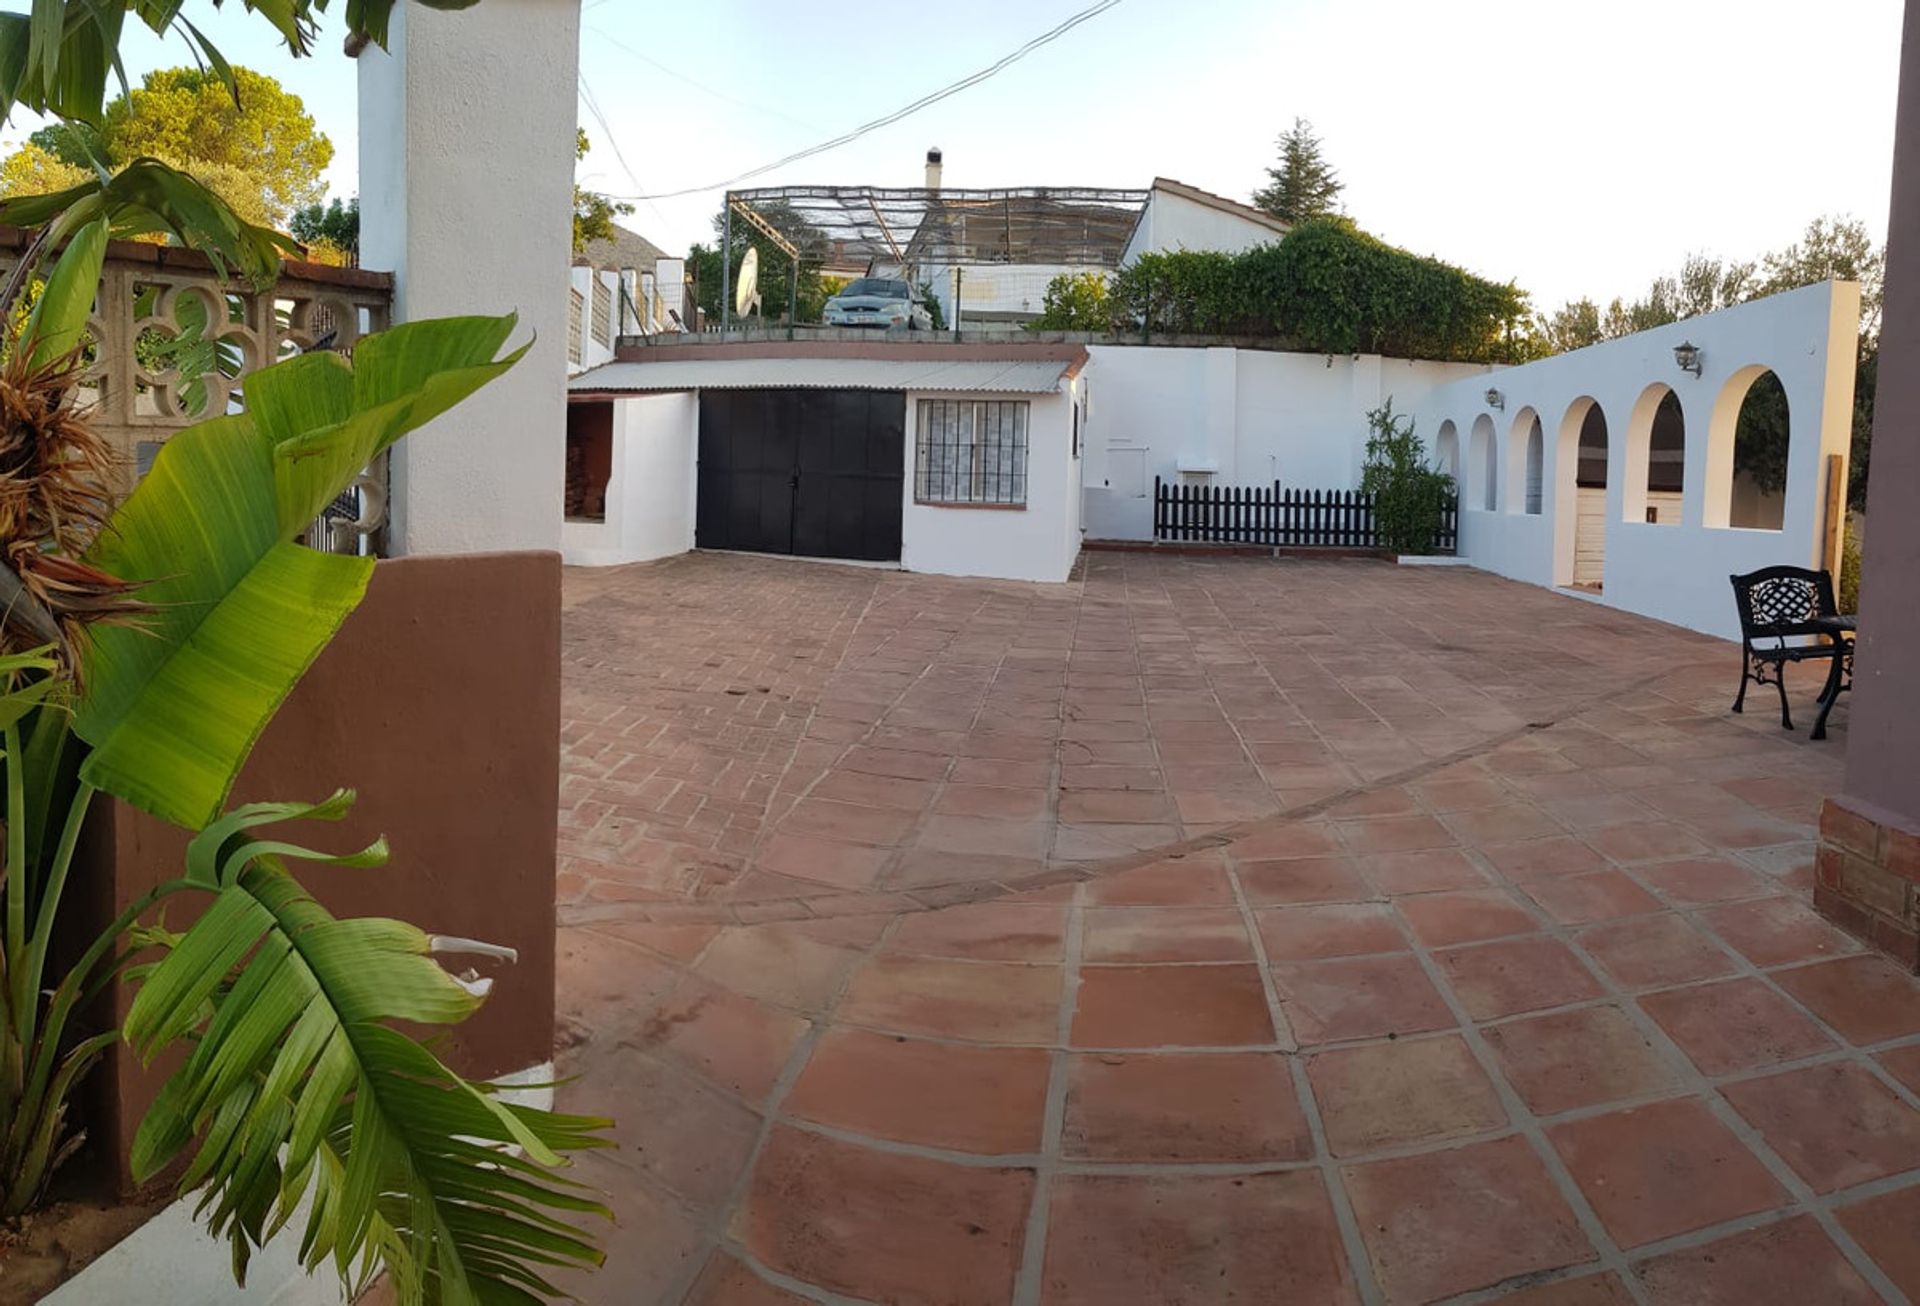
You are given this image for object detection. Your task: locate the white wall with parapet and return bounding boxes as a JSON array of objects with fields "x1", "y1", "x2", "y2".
[
  {"x1": 1081, "y1": 345, "x2": 1486, "y2": 540},
  {"x1": 563, "y1": 394, "x2": 698, "y2": 566},
  {"x1": 901, "y1": 385, "x2": 1081, "y2": 583},
  {"x1": 1403, "y1": 280, "x2": 1860, "y2": 641},
  {"x1": 359, "y1": 0, "x2": 579, "y2": 555}
]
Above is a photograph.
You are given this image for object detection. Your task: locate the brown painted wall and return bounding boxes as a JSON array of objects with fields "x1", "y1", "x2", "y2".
[
  {"x1": 75, "y1": 551, "x2": 560, "y2": 1191},
  {"x1": 1845, "y1": 1, "x2": 1920, "y2": 824}
]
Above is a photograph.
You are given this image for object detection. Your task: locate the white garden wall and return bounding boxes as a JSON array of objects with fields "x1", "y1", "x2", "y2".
[
  {"x1": 1080, "y1": 345, "x2": 1486, "y2": 540},
  {"x1": 1404, "y1": 280, "x2": 1860, "y2": 641}
]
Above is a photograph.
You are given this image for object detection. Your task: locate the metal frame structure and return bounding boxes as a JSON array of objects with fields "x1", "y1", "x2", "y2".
[{"x1": 719, "y1": 185, "x2": 1150, "y2": 331}]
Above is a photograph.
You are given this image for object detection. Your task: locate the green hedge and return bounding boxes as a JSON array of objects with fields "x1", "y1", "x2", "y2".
[{"x1": 1109, "y1": 217, "x2": 1536, "y2": 363}]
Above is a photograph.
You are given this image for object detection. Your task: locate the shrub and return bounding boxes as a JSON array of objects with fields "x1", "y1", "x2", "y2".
[
  {"x1": 1360, "y1": 399, "x2": 1456, "y2": 554},
  {"x1": 1028, "y1": 270, "x2": 1113, "y2": 331},
  {"x1": 1839, "y1": 521, "x2": 1863, "y2": 614},
  {"x1": 1110, "y1": 217, "x2": 1535, "y2": 363}
]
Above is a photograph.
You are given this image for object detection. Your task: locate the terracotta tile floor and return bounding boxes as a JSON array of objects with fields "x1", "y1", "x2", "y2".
[{"x1": 549, "y1": 552, "x2": 1920, "y2": 1305}]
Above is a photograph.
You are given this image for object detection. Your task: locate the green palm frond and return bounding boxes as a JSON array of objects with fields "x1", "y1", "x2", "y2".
[
  {"x1": 124, "y1": 793, "x2": 609, "y2": 1304},
  {"x1": 72, "y1": 313, "x2": 526, "y2": 830},
  {"x1": 0, "y1": 156, "x2": 298, "y2": 288}
]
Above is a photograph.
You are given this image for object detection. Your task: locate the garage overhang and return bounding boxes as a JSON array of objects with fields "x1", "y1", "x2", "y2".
[{"x1": 570, "y1": 347, "x2": 1087, "y2": 399}]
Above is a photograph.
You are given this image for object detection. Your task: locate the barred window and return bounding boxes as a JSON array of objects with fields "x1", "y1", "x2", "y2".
[
  {"x1": 591, "y1": 277, "x2": 612, "y2": 344},
  {"x1": 916, "y1": 399, "x2": 1029, "y2": 506},
  {"x1": 567, "y1": 287, "x2": 583, "y2": 364}
]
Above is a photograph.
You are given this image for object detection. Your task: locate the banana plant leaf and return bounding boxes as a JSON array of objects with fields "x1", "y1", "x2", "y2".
[
  {"x1": 125, "y1": 798, "x2": 608, "y2": 1303},
  {"x1": 0, "y1": 157, "x2": 298, "y2": 287},
  {"x1": 17, "y1": 213, "x2": 107, "y2": 371},
  {"x1": 73, "y1": 314, "x2": 526, "y2": 830}
]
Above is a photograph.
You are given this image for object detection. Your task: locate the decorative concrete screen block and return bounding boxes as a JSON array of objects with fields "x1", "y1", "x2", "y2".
[{"x1": 1816, "y1": 798, "x2": 1920, "y2": 968}]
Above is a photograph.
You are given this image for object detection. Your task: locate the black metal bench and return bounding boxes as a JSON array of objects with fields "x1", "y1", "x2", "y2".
[{"x1": 1730, "y1": 566, "x2": 1854, "y2": 740}]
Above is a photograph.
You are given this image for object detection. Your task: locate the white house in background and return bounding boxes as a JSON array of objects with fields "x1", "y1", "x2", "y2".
[
  {"x1": 906, "y1": 173, "x2": 1291, "y2": 325},
  {"x1": 567, "y1": 222, "x2": 689, "y2": 374},
  {"x1": 566, "y1": 340, "x2": 1088, "y2": 582},
  {"x1": 1119, "y1": 177, "x2": 1292, "y2": 265}
]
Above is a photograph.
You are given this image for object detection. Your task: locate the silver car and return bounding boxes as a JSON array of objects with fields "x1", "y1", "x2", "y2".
[{"x1": 822, "y1": 277, "x2": 935, "y2": 330}]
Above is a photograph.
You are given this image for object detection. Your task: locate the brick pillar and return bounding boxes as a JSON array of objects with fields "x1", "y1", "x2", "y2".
[
  {"x1": 1815, "y1": 0, "x2": 1920, "y2": 963},
  {"x1": 1817, "y1": 801, "x2": 1920, "y2": 966}
]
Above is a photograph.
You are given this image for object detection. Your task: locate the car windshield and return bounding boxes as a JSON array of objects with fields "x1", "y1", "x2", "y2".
[{"x1": 842, "y1": 279, "x2": 911, "y2": 299}]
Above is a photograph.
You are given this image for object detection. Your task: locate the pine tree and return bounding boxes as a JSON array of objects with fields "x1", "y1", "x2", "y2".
[{"x1": 1253, "y1": 118, "x2": 1343, "y2": 224}]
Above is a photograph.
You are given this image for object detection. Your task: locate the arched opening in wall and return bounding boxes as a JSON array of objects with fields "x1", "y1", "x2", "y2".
[
  {"x1": 1434, "y1": 420, "x2": 1459, "y2": 477},
  {"x1": 1728, "y1": 370, "x2": 1788, "y2": 530},
  {"x1": 1524, "y1": 418, "x2": 1544, "y2": 514},
  {"x1": 1641, "y1": 389, "x2": 1685, "y2": 524},
  {"x1": 1623, "y1": 382, "x2": 1682, "y2": 526},
  {"x1": 1562, "y1": 400, "x2": 1608, "y2": 589},
  {"x1": 1468, "y1": 414, "x2": 1497, "y2": 511},
  {"x1": 1503, "y1": 408, "x2": 1541, "y2": 515}
]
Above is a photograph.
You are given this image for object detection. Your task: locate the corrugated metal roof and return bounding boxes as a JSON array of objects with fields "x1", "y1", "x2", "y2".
[{"x1": 569, "y1": 356, "x2": 1072, "y2": 395}]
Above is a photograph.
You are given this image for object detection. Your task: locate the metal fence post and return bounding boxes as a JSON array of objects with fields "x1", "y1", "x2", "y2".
[{"x1": 720, "y1": 193, "x2": 733, "y2": 334}]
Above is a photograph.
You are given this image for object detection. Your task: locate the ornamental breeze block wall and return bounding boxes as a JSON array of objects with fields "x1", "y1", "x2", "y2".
[{"x1": 1816, "y1": 798, "x2": 1920, "y2": 969}]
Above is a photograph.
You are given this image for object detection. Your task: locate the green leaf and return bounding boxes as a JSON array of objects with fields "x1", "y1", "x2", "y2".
[
  {"x1": 19, "y1": 214, "x2": 106, "y2": 371},
  {"x1": 73, "y1": 315, "x2": 523, "y2": 829},
  {"x1": 0, "y1": 158, "x2": 297, "y2": 287},
  {"x1": 76, "y1": 434, "x2": 375, "y2": 824},
  {"x1": 127, "y1": 802, "x2": 609, "y2": 1305}
]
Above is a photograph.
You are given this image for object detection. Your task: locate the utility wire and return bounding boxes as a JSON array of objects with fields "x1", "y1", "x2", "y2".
[
  {"x1": 616, "y1": 0, "x2": 1127, "y2": 201},
  {"x1": 586, "y1": 26, "x2": 824, "y2": 135}
]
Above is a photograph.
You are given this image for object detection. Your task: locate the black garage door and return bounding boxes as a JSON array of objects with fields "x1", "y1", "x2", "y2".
[{"x1": 696, "y1": 389, "x2": 905, "y2": 561}]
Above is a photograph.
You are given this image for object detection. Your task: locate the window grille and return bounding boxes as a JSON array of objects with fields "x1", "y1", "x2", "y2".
[
  {"x1": 916, "y1": 399, "x2": 1029, "y2": 506},
  {"x1": 567, "y1": 287, "x2": 584, "y2": 364},
  {"x1": 591, "y1": 277, "x2": 612, "y2": 344}
]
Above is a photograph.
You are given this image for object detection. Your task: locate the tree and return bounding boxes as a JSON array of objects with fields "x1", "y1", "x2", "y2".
[
  {"x1": 0, "y1": 143, "x2": 89, "y2": 199},
  {"x1": 574, "y1": 129, "x2": 635, "y2": 254},
  {"x1": 1253, "y1": 118, "x2": 1343, "y2": 224},
  {"x1": 688, "y1": 201, "x2": 832, "y2": 324},
  {"x1": 1028, "y1": 271, "x2": 1112, "y2": 330},
  {"x1": 289, "y1": 195, "x2": 358, "y2": 256},
  {"x1": 26, "y1": 66, "x2": 332, "y2": 228}
]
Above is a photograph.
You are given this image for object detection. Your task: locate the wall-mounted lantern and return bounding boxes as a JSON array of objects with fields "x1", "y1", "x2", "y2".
[
  {"x1": 1673, "y1": 341, "x2": 1703, "y2": 377},
  {"x1": 1484, "y1": 388, "x2": 1504, "y2": 411}
]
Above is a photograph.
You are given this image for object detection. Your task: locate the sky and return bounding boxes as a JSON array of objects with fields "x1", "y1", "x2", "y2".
[{"x1": 0, "y1": 0, "x2": 1904, "y2": 312}]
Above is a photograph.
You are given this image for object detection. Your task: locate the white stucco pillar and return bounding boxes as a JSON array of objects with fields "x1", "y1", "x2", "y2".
[{"x1": 357, "y1": 0, "x2": 580, "y2": 555}]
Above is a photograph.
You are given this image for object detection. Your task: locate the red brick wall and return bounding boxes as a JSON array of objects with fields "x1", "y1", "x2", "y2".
[{"x1": 1816, "y1": 797, "x2": 1920, "y2": 968}]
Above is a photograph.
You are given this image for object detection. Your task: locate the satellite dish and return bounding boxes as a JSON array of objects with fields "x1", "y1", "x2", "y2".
[{"x1": 735, "y1": 247, "x2": 760, "y2": 317}]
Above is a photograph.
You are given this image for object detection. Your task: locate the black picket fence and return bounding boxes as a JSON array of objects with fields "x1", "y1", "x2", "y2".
[{"x1": 1152, "y1": 478, "x2": 1458, "y2": 553}]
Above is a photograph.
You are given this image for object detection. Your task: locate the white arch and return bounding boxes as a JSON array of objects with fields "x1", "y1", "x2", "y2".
[
  {"x1": 1623, "y1": 382, "x2": 1681, "y2": 524},
  {"x1": 1505, "y1": 407, "x2": 1541, "y2": 516},
  {"x1": 1706, "y1": 366, "x2": 1788, "y2": 531},
  {"x1": 1467, "y1": 413, "x2": 1497, "y2": 512},
  {"x1": 1554, "y1": 396, "x2": 1607, "y2": 588},
  {"x1": 1434, "y1": 419, "x2": 1459, "y2": 477}
]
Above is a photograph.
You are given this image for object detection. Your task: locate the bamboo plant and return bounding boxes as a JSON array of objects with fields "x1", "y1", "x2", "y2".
[{"x1": 0, "y1": 2, "x2": 609, "y2": 1302}]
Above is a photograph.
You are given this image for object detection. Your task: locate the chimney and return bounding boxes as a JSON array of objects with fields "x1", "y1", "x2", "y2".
[{"x1": 925, "y1": 147, "x2": 943, "y2": 191}]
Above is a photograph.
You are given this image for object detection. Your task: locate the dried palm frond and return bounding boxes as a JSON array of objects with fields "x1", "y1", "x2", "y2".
[{"x1": 0, "y1": 346, "x2": 152, "y2": 667}]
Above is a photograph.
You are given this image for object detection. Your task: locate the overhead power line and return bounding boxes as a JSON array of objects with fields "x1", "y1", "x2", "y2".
[{"x1": 616, "y1": 0, "x2": 1128, "y2": 202}]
